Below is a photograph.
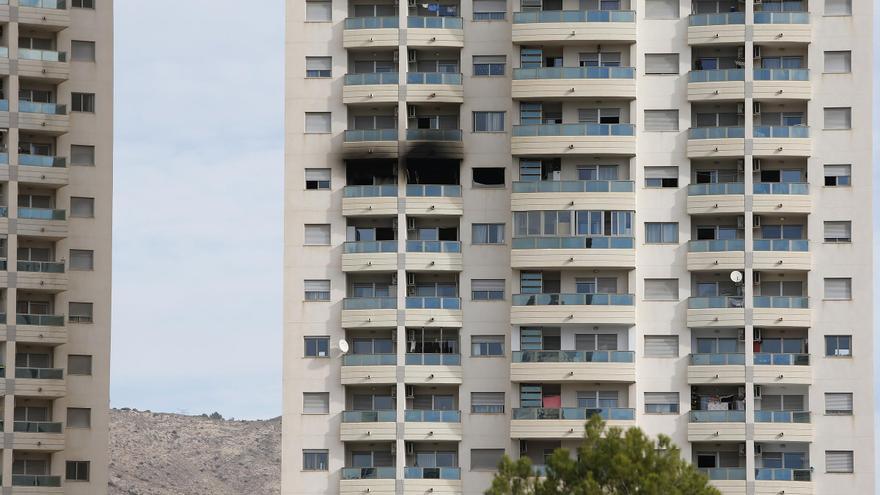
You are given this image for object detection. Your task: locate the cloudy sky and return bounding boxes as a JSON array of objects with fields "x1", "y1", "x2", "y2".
[{"x1": 112, "y1": 1, "x2": 284, "y2": 419}]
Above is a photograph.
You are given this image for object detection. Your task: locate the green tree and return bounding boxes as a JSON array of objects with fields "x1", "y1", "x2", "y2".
[{"x1": 486, "y1": 415, "x2": 721, "y2": 495}]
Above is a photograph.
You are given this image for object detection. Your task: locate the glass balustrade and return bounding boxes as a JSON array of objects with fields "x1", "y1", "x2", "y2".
[
  {"x1": 690, "y1": 353, "x2": 745, "y2": 365},
  {"x1": 700, "y1": 468, "x2": 747, "y2": 481},
  {"x1": 688, "y1": 127, "x2": 745, "y2": 139},
  {"x1": 0, "y1": 100, "x2": 7, "y2": 112},
  {"x1": 512, "y1": 236, "x2": 634, "y2": 250},
  {"x1": 513, "y1": 66, "x2": 635, "y2": 80},
  {"x1": 513, "y1": 10, "x2": 635, "y2": 23},
  {"x1": 0, "y1": 47, "x2": 7, "y2": 58},
  {"x1": 405, "y1": 184, "x2": 461, "y2": 197},
  {"x1": 755, "y1": 468, "x2": 811, "y2": 481},
  {"x1": 342, "y1": 354, "x2": 396, "y2": 366},
  {"x1": 688, "y1": 296, "x2": 744, "y2": 309},
  {"x1": 753, "y1": 182, "x2": 809, "y2": 194},
  {"x1": 407, "y1": 16, "x2": 463, "y2": 29},
  {"x1": 511, "y1": 407, "x2": 635, "y2": 421},
  {"x1": 689, "y1": 410, "x2": 746, "y2": 422},
  {"x1": 404, "y1": 410, "x2": 461, "y2": 422},
  {"x1": 17, "y1": 260, "x2": 65, "y2": 273},
  {"x1": 341, "y1": 410, "x2": 397, "y2": 422},
  {"x1": 688, "y1": 69, "x2": 745, "y2": 82},
  {"x1": 17, "y1": 207, "x2": 66, "y2": 220},
  {"x1": 18, "y1": 48, "x2": 66, "y2": 62},
  {"x1": 688, "y1": 239, "x2": 745, "y2": 252},
  {"x1": 753, "y1": 68, "x2": 809, "y2": 81},
  {"x1": 344, "y1": 16, "x2": 399, "y2": 29},
  {"x1": 344, "y1": 185, "x2": 397, "y2": 197},
  {"x1": 754, "y1": 410, "x2": 810, "y2": 423},
  {"x1": 0, "y1": 152, "x2": 7, "y2": 164},
  {"x1": 406, "y1": 72, "x2": 462, "y2": 84},
  {"x1": 343, "y1": 240, "x2": 397, "y2": 254},
  {"x1": 19, "y1": 154, "x2": 66, "y2": 167},
  {"x1": 16, "y1": 314, "x2": 64, "y2": 326},
  {"x1": 405, "y1": 296, "x2": 461, "y2": 310},
  {"x1": 689, "y1": 12, "x2": 746, "y2": 25},
  {"x1": 405, "y1": 353, "x2": 461, "y2": 365},
  {"x1": 406, "y1": 240, "x2": 461, "y2": 253},
  {"x1": 513, "y1": 350, "x2": 634, "y2": 363},
  {"x1": 15, "y1": 367, "x2": 63, "y2": 379},
  {"x1": 753, "y1": 239, "x2": 809, "y2": 251},
  {"x1": 19, "y1": 101, "x2": 66, "y2": 115},
  {"x1": 341, "y1": 467, "x2": 397, "y2": 480},
  {"x1": 687, "y1": 182, "x2": 745, "y2": 195},
  {"x1": 344, "y1": 72, "x2": 399, "y2": 85},
  {"x1": 344, "y1": 129, "x2": 397, "y2": 142},
  {"x1": 753, "y1": 353, "x2": 810, "y2": 366},
  {"x1": 753, "y1": 126, "x2": 809, "y2": 138},
  {"x1": 20, "y1": 0, "x2": 65, "y2": 8},
  {"x1": 512, "y1": 293, "x2": 635, "y2": 306},
  {"x1": 13, "y1": 421, "x2": 63, "y2": 433},
  {"x1": 11, "y1": 475, "x2": 61, "y2": 487},
  {"x1": 512, "y1": 180, "x2": 634, "y2": 193},
  {"x1": 513, "y1": 123, "x2": 634, "y2": 137},
  {"x1": 404, "y1": 467, "x2": 461, "y2": 480},
  {"x1": 754, "y1": 11, "x2": 810, "y2": 24},
  {"x1": 342, "y1": 297, "x2": 397, "y2": 310},
  {"x1": 753, "y1": 296, "x2": 808, "y2": 308},
  {"x1": 406, "y1": 128, "x2": 462, "y2": 141}
]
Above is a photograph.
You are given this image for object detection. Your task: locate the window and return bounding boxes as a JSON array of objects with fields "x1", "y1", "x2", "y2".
[
  {"x1": 471, "y1": 392, "x2": 505, "y2": 413},
  {"x1": 303, "y1": 392, "x2": 330, "y2": 414},
  {"x1": 305, "y1": 113, "x2": 331, "y2": 133},
  {"x1": 825, "y1": 335, "x2": 852, "y2": 357},
  {"x1": 824, "y1": 164, "x2": 851, "y2": 186},
  {"x1": 65, "y1": 461, "x2": 90, "y2": 481},
  {"x1": 71, "y1": 93, "x2": 95, "y2": 113},
  {"x1": 825, "y1": 393, "x2": 853, "y2": 415},
  {"x1": 304, "y1": 224, "x2": 331, "y2": 245},
  {"x1": 645, "y1": 0, "x2": 679, "y2": 18},
  {"x1": 473, "y1": 167, "x2": 505, "y2": 186},
  {"x1": 824, "y1": 278, "x2": 852, "y2": 300},
  {"x1": 71, "y1": 41, "x2": 96, "y2": 62},
  {"x1": 824, "y1": 51, "x2": 851, "y2": 73},
  {"x1": 303, "y1": 450, "x2": 329, "y2": 471},
  {"x1": 644, "y1": 110, "x2": 679, "y2": 131},
  {"x1": 72, "y1": 0, "x2": 95, "y2": 7},
  {"x1": 471, "y1": 449, "x2": 505, "y2": 470},
  {"x1": 825, "y1": 451, "x2": 854, "y2": 473},
  {"x1": 305, "y1": 168, "x2": 331, "y2": 190},
  {"x1": 824, "y1": 0, "x2": 851, "y2": 16},
  {"x1": 644, "y1": 279, "x2": 679, "y2": 301},
  {"x1": 644, "y1": 53, "x2": 679, "y2": 74},
  {"x1": 68, "y1": 355, "x2": 92, "y2": 375},
  {"x1": 824, "y1": 107, "x2": 852, "y2": 129},
  {"x1": 472, "y1": 223, "x2": 504, "y2": 244},
  {"x1": 305, "y1": 0, "x2": 332, "y2": 21},
  {"x1": 824, "y1": 221, "x2": 851, "y2": 242},
  {"x1": 645, "y1": 392, "x2": 679, "y2": 414},
  {"x1": 473, "y1": 0, "x2": 506, "y2": 20},
  {"x1": 473, "y1": 111, "x2": 505, "y2": 132},
  {"x1": 304, "y1": 280, "x2": 331, "y2": 301},
  {"x1": 305, "y1": 336, "x2": 330, "y2": 357},
  {"x1": 69, "y1": 249, "x2": 94, "y2": 271},
  {"x1": 473, "y1": 55, "x2": 505, "y2": 75},
  {"x1": 644, "y1": 335, "x2": 679, "y2": 358},
  {"x1": 69, "y1": 302, "x2": 93, "y2": 323},
  {"x1": 67, "y1": 408, "x2": 91, "y2": 428},
  {"x1": 305, "y1": 57, "x2": 331, "y2": 78},
  {"x1": 71, "y1": 145, "x2": 95, "y2": 166},
  {"x1": 70, "y1": 197, "x2": 95, "y2": 218},
  {"x1": 472, "y1": 279, "x2": 505, "y2": 300},
  {"x1": 645, "y1": 166, "x2": 678, "y2": 187},
  {"x1": 645, "y1": 222, "x2": 678, "y2": 243},
  {"x1": 472, "y1": 335, "x2": 504, "y2": 357}
]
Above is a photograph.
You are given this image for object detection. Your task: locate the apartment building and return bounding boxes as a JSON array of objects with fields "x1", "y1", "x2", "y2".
[
  {"x1": 284, "y1": 0, "x2": 873, "y2": 493},
  {"x1": 0, "y1": 1, "x2": 114, "y2": 493}
]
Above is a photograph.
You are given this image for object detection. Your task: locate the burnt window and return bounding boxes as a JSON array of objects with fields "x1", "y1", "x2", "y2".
[{"x1": 473, "y1": 167, "x2": 504, "y2": 187}]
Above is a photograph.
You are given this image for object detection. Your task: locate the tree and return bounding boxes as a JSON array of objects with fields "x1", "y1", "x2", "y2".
[{"x1": 486, "y1": 415, "x2": 721, "y2": 495}]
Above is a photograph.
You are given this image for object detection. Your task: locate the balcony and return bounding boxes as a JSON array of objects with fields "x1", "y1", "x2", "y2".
[
  {"x1": 687, "y1": 69, "x2": 745, "y2": 101},
  {"x1": 15, "y1": 313, "x2": 67, "y2": 345},
  {"x1": 510, "y1": 350, "x2": 635, "y2": 383},
  {"x1": 403, "y1": 410, "x2": 462, "y2": 441},
  {"x1": 404, "y1": 184, "x2": 463, "y2": 216},
  {"x1": 17, "y1": 49, "x2": 69, "y2": 82},
  {"x1": 342, "y1": 185, "x2": 398, "y2": 217},
  {"x1": 0, "y1": 100, "x2": 7, "y2": 128},
  {"x1": 15, "y1": 367, "x2": 65, "y2": 398},
  {"x1": 403, "y1": 467, "x2": 461, "y2": 495},
  {"x1": 753, "y1": 296, "x2": 810, "y2": 328},
  {"x1": 687, "y1": 296, "x2": 745, "y2": 327},
  {"x1": 343, "y1": 17, "x2": 399, "y2": 48},
  {"x1": 686, "y1": 239, "x2": 745, "y2": 271},
  {"x1": 687, "y1": 127, "x2": 745, "y2": 158},
  {"x1": 18, "y1": 0, "x2": 70, "y2": 29},
  {"x1": 406, "y1": 73, "x2": 463, "y2": 103},
  {"x1": 404, "y1": 129, "x2": 463, "y2": 159},
  {"x1": 753, "y1": 11, "x2": 811, "y2": 44},
  {"x1": 341, "y1": 297, "x2": 398, "y2": 329},
  {"x1": 406, "y1": 16, "x2": 464, "y2": 47},
  {"x1": 511, "y1": 293, "x2": 635, "y2": 325},
  {"x1": 341, "y1": 353, "x2": 397, "y2": 384},
  {"x1": 340, "y1": 468, "x2": 396, "y2": 495},
  {"x1": 752, "y1": 182, "x2": 811, "y2": 214},
  {"x1": 752, "y1": 126, "x2": 810, "y2": 157},
  {"x1": 17, "y1": 260, "x2": 67, "y2": 291},
  {"x1": 687, "y1": 411, "x2": 746, "y2": 442},
  {"x1": 753, "y1": 352, "x2": 811, "y2": 385},
  {"x1": 405, "y1": 240, "x2": 462, "y2": 272},
  {"x1": 510, "y1": 236, "x2": 635, "y2": 269},
  {"x1": 510, "y1": 407, "x2": 635, "y2": 438},
  {"x1": 701, "y1": 468, "x2": 746, "y2": 495},
  {"x1": 754, "y1": 468, "x2": 812, "y2": 495},
  {"x1": 511, "y1": 10, "x2": 636, "y2": 44},
  {"x1": 342, "y1": 240, "x2": 398, "y2": 272},
  {"x1": 340, "y1": 410, "x2": 397, "y2": 441},
  {"x1": 753, "y1": 239, "x2": 810, "y2": 271},
  {"x1": 687, "y1": 353, "x2": 745, "y2": 384},
  {"x1": 343, "y1": 73, "x2": 399, "y2": 105},
  {"x1": 18, "y1": 154, "x2": 68, "y2": 186},
  {"x1": 511, "y1": 123, "x2": 636, "y2": 156},
  {"x1": 18, "y1": 101, "x2": 69, "y2": 134},
  {"x1": 404, "y1": 353, "x2": 462, "y2": 384},
  {"x1": 404, "y1": 297, "x2": 462, "y2": 327},
  {"x1": 11, "y1": 475, "x2": 62, "y2": 491},
  {"x1": 17, "y1": 207, "x2": 67, "y2": 237},
  {"x1": 12, "y1": 421, "x2": 64, "y2": 451},
  {"x1": 753, "y1": 69, "x2": 810, "y2": 101},
  {"x1": 754, "y1": 411, "x2": 813, "y2": 442},
  {"x1": 688, "y1": 12, "x2": 745, "y2": 45},
  {"x1": 511, "y1": 66, "x2": 635, "y2": 99},
  {"x1": 685, "y1": 183, "x2": 744, "y2": 213},
  {"x1": 343, "y1": 129, "x2": 398, "y2": 159},
  {"x1": 511, "y1": 180, "x2": 635, "y2": 211}
]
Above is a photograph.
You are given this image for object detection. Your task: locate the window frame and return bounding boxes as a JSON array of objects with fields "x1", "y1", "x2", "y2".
[
  {"x1": 71, "y1": 92, "x2": 96, "y2": 113},
  {"x1": 69, "y1": 249, "x2": 95, "y2": 271},
  {"x1": 471, "y1": 392, "x2": 505, "y2": 414},
  {"x1": 302, "y1": 392, "x2": 331, "y2": 414},
  {"x1": 304, "y1": 279, "x2": 331, "y2": 301},
  {"x1": 304, "y1": 336, "x2": 331, "y2": 358},
  {"x1": 302, "y1": 449, "x2": 330, "y2": 471},
  {"x1": 472, "y1": 223, "x2": 505, "y2": 245},
  {"x1": 305, "y1": 0, "x2": 332, "y2": 22},
  {"x1": 304, "y1": 112, "x2": 332, "y2": 134},
  {"x1": 65, "y1": 461, "x2": 90, "y2": 481},
  {"x1": 68, "y1": 302, "x2": 94, "y2": 324},
  {"x1": 471, "y1": 335, "x2": 505, "y2": 357},
  {"x1": 66, "y1": 407, "x2": 92, "y2": 429},
  {"x1": 824, "y1": 335, "x2": 852, "y2": 357},
  {"x1": 305, "y1": 56, "x2": 332, "y2": 78},
  {"x1": 645, "y1": 222, "x2": 679, "y2": 244}
]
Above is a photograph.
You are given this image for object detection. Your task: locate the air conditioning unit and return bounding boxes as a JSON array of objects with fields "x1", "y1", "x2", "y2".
[
  {"x1": 753, "y1": 328, "x2": 763, "y2": 342},
  {"x1": 736, "y1": 215, "x2": 745, "y2": 229},
  {"x1": 407, "y1": 106, "x2": 417, "y2": 118},
  {"x1": 736, "y1": 103, "x2": 745, "y2": 115},
  {"x1": 408, "y1": 49, "x2": 418, "y2": 63},
  {"x1": 753, "y1": 271, "x2": 761, "y2": 285},
  {"x1": 753, "y1": 158, "x2": 762, "y2": 172},
  {"x1": 738, "y1": 444, "x2": 746, "y2": 456},
  {"x1": 753, "y1": 102, "x2": 762, "y2": 115},
  {"x1": 753, "y1": 215, "x2": 762, "y2": 228},
  {"x1": 520, "y1": 440, "x2": 529, "y2": 454},
  {"x1": 407, "y1": 273, "x2": 416, "y2": 285},
  {"x1": 753, "y1": 46, "x2": 763, "y2": 59},
  {"x1": 737, "y1": 329, "x2": 746, "y2": 342},
  {"x1": 405, "y1": 385, "x2": 415, "y2": 398},
  {"x1": 406, "y1": 443, "x2": 415, "y2": 454}
]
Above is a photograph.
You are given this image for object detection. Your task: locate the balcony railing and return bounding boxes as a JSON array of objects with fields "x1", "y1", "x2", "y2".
[
  {"x1": 405, "y1": 353, "x2": 461, "y2": 365},
  {"x1": 0, "y1": 206, "x2": 8, "y2": 217},
  {"x1": 688, "y1": 69, "x2": 745, "y2": 82},
  {"x1": 344, "y1": 16, "x2": 399, "y2": 29},
  {"x1": 18, "y1": 48, "x2": 66, "y2": 62},
  {"x1": 343, "y1": 353, "x2": 396, "y2": 366},
  {"x1": 512, "y1": 179, "x2": 634, "y2": 193},
  {"x1": 404, "y1": 467, "x2": 461, "y2": 480},
  {"x1": 406, "y1": 240, "x2": 461, "y2": 253},
  {"x1": 513, "y1": 293, "x2": 635, "y2": 306},
  {"x1": 13, "y1": 421, "x2": 63, "y2": 433},
  {"x1": 342, "y1": 467, "x2": 396, "y2": 480},
  {"x1": 512, "y1": 66, "x2": 635, "y2": 80},
  {"x1": 11, "y1": 475, "x2": 61, "y2": 487},
  {"x1": 754, "y1": 411, "x2": 810, "y2": 423},
  {"x1": 689, "y1": 410, "x2": 746, "y2": 422},
  {"x1": 688, "y1": 239, "x2": 745, "y2": 252},
  {"x1": 753, "y1": 296, "x2": 808, "y2": 308},
  {"x1": 406, "y1": 16, "x2": 463, "y2": 29},
  {"x1": 474, "y1": 11, "x2": 505, "y2": 20},
  {"x1": 512, "y1": 407, "x2": 635, "y2": 421},
  {"x1": 344, "y1": 72, "x2": 399, "y2": 85},
  {"x1": 15, "y1": 367, "x2": 63, "y2": 379},
  {"x1": 688, "y1": 127, "x2": 745, "y2": 139},
  {"x1": 405, "y1": 296, "x2": 461, "y2": 310},
  {"x1": 343, "y1": 240, "x2": 397, "y2": 254},
  {"x1": 753, "y1": 125, "x2": 809, "y2": 138},
  {"x1": 19, "y1": 101, "x2": 66, "y2": 115},
  {"x1": 753, "y1": 182, "x2": 809, "y2": 195},
  {"x1": 688, "y1": 12, "x2": 745, "y2": 26},
  {"x1": 513, "y1": 350, "x2": 634, "y2": 363},
  {"x1": 406, "y1": 184, "x2": 461, "y2": 197},
  {"x1": 754, "y1": 68, "x2": 809, "y2": 81},
  {"x1": 407, "y1": 72, "x2": 462, "y2": 84},
  {"x1": 513, "y1": 123, "x2": 635, "y2": 137},
  {"x1": 17, "y1": 260, "x2": 65, "y2": 273},
  {"x1": 700, "y1": 468, "x2": 747, "y2": 481},
  {"x1": 405, "y1": 409, "x2": 461, "y2": 422},
  {"x1": 18, "y1": 207, "x2": 66, "y2": 220},
  {"x1": 0, "y1": 47, "x2": 7, "y2": 58},
  {"x1": 754, "y1": 353, "x2": 810, "y2": 366},
  {"x1": 344, "y1": 185, "x2": 397, "y2": 198},
  {"x1": 344, "y1": 129, "x2": 397, "y2": 142},
  {"x1": 753, "y1": 239, "x2": 809, "y2": 252},
  {"x1": 690, "y1": 353, "x2": 745, "y2": 365},
  {"x1": 16, "y1": 314, "x2": 64, "y2": 326},
  {"x1": 406, "y1": 128, "x2": 463, "y2": 141},
  {"x1": 18, "y1": 154, "x2": 66, "y2": 168},
  {"x1": 0, "y1": 152, "x2": 7, "y2": 164},
  {"x1": 688, "y1": 296, "x2": 744, "y2": 309},
  {"x1": 513, "y1": 10, "x2": 635, "y2": 23},
  {"x1": 755, "y1": 468, "x2": 811, "y2": 482},
  {"x1": 20, "y1": 0, "x2": 66, "y2": 8},
  {"x1": 687, "y1": 182, "x2": 745, "y2": 195},
  {"x1": 512, "y1": 236, "x2": 634, "y2": 250},
  {"x1": 754, "y1": 11, "x2": 810, "y2": 24},
  {"x1": 342, "y1": 410, "x2": 396, "y2": 422},
  {"x1": 342, "y1": 297, "x2": 397, "y2": 310}
]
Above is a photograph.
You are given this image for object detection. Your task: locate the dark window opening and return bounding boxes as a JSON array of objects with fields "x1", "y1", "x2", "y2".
[{"x1": 473, "y1": 167, "x2": 505, "y2": 186}]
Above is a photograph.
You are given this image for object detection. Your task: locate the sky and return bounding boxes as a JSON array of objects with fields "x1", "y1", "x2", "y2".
[{"x1": 111, "y1": 1, "x2": 285, "y2": 420}]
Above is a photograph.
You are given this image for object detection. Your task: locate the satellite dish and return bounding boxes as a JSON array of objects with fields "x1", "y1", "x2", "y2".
[
  {"x1": 730, "y1": 271, "x2": 744, "y2": 284},
  {"x1": 338, "y1": 340, "x2": 350, "y2": 354}
]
